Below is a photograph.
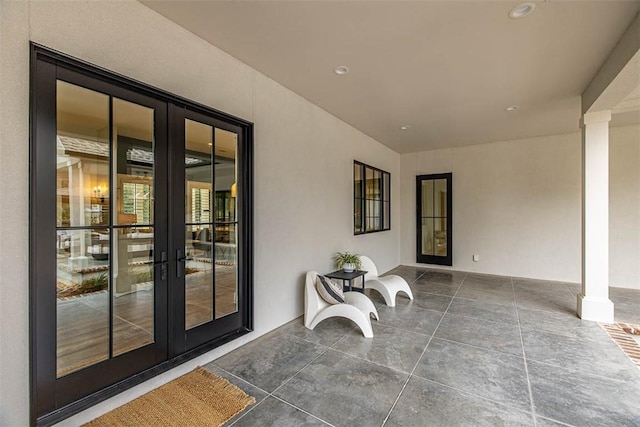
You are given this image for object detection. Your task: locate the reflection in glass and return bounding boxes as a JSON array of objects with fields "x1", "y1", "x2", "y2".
[
  {"x1": 354, "y1": 163, "x2": 363, "y2": 233},
  {"x1": 111, "y1": 98, "x2": 156, "y2": 355},
  {"x1": 112, "y1": 227, "x2": 155, "y2": 355},
  {"x1": 354, "y1": 162, "x2": 391, "y2": 234},
  {"x1": 56, "y1": 228, "x2": 110, "y2": 377},
  {"x1": 214, "y1": 127, "x2": 238, "y2": 319},
  {"x1": 183, "y1": 122, "x2": 239, "y2": 324},
  {"x1": 383, "y1": 201, "x2": 390, "y2": 230},
  {"x1": 365, "y1": 168, "x2": 382, "y2": 232},
  {"x1": 56, "y1": 81, "x2": 111, "y2": 377},
  {"x1": 55, "y1": 82, "x2": 158, "y2": 376},
  {"x1": 215, "y1": 223, "x2": 237, "y2": 318},
  {"x1": 422, "y1": 181, "x2": 434, "y2": 217},
  {"x1": 383, "y1": 173, "x2": 391, "y2": 230},
  {"x1": 422, "y1": 218, "x2": 435, "y2": 256},
  {"x1": 114, "y1": 98, "x2": 155, "y2": 226},
  {"x1": 185, "y1": 119, "x2": 214, "y2": 328},
  {"x1": 434, "y1": 179, "x2": 447, "y2": 217},
  {"x1": 434, "y1": 179, "x2": 448, "y2": 256},
  {"x1": 185, "y1": 224, "x2": 214, "y2": 329},
  {"x1": 56, "y1": 81, "x2": 110, "y2": 228}
]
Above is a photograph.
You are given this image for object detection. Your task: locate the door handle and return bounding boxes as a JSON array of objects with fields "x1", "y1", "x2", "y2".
[
  {"x1": 154, "y1": 251, "x2": 168, "y2": 281},
  {"x1": 177, "y1": 249, "x2": 186, "y2": 278}
]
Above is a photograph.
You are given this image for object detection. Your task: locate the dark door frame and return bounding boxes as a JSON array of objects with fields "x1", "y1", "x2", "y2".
[
  {"x1": 30, "y1": 44, "x2": 254, "y2": 426},
  {"x1": 416, "y1": 173, "x2": 453, "y2": 266}
]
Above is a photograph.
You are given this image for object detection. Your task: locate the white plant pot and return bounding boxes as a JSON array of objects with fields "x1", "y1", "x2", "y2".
[{"x1": 342, "y1": 263, "x2": 355, "y2": 273}]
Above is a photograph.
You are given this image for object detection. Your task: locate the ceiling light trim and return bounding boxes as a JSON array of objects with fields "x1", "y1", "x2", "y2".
[
  {"x1": 509, "y1": 2, "x2": 536, "y2": 19},
  {"x1": 334, "y1": 65, "x2": 349, "y2": 75}
]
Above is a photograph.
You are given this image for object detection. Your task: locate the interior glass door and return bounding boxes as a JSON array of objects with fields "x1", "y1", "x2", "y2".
[{"x1": 416, "y1": 173, "x2": 452, "y2": 265}]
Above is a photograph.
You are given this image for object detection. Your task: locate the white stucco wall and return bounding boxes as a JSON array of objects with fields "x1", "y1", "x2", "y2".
[
  {"x1": 0, "y1": 2, "x2": 400, "y2": 425},
  {"x1": 610, "y1": 124, "x2": 640, "y2": 289},
  {"x1": 0, "y1": 1, "x2": 31, "y2": 426},
  {"x1": 400, "y1": 125, "x2": 640, "y2": 289}
]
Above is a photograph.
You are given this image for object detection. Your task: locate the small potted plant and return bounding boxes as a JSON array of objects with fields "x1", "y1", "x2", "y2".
[{"x1": 333, "y1": 251, "x2": 362, "y2": 273}]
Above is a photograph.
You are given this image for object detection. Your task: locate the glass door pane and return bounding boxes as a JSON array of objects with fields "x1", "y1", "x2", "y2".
[
  {"x1": 434, "y1": 178, "x2": 448, "y2": 257},
  {"x1": 55, "y1": 81, "x2": 159, "y2": 377},
  {"x1": 112, "y1": 98, "x2": 156, "y2": 355},
  {"x1": 185, "y1": 119, "x2": 214, "y2": 329},
  {"x1": 214, "y1": 127, "x2": 238, "y2": 319},
  {"x1": 184, "y1": 122, "x2": 239, "y2": 327},
  {"x1": 56, "y1": 81, "x2": 110, "y2": 377}
]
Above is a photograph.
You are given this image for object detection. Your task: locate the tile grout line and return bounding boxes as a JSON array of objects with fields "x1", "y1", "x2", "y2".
[
  {"x1": 216, "y1": 366, "x2": 268, "y2": 427},
  {"x1": 269, "y1": 395, "x2": 336, "y2": 426},
  {"x1": 511, "y1": 276, "x2": 538, "y2": 426},
  {"x1": 414, "y1": 375, "x2": 538, "y2": 418},
  {"x1": 270, "y1": 335, "x2": 340, "y2": 396},
  {"x1": 380, "y1": 272, "x2": 467, "y2": 427},
  {"x1": 516, "y1": 355, "x2": 634, "y2": 384},
  {"x1": 432, "y1": 336, "x2": 526, "y2": 359},
  {"x1": 225, "y1": 334, "x2": 338, "y2": 427}
]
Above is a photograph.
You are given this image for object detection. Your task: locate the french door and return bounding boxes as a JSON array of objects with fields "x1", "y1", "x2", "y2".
[
  {"x1": 169, "y1": 108, "x2": 248, "y2": 353},
  {"x1": 31, "y1": 46, "x2": 252, "y2": 425}
]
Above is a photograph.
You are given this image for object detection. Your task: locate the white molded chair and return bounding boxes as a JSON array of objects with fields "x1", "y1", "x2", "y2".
[
  {"x1": 360, "y1": 256, "x2": 414, "y2": 307},
  {"x1": 304, "y1": 271, "x2": 378, "y2": 338}
]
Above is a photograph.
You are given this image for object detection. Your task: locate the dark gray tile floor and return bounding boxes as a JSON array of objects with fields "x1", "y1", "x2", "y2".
[{"x1": 205, "y1": 267, "x2": 640, "y2": 426}]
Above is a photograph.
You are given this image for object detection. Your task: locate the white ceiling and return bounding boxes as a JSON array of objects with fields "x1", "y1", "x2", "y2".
[{"x1": 143, "y1": 1, "x2": 640, "y2": 154}]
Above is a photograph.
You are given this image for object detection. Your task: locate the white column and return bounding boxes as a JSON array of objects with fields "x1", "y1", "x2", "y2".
[{"x1": 577, "y1": 110, "x2": 614, "y2": 323}]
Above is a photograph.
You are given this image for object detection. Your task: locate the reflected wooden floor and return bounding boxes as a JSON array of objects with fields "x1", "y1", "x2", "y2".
[
  {"x1": 56, "y1": 264, "x2": 238, "y2": 377},
  {"x1": 186, "y1": 262, "x2": 238, "y2": 328}
]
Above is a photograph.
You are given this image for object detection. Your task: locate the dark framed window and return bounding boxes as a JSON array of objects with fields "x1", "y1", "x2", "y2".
[{"x1": 354, "y1": 161, "x2": 390, "y2": 234}]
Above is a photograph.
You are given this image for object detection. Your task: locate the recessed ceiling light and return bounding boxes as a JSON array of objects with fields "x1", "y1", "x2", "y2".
[
  {"x1": 334, "y1": 65, "x2": 349, "y2": 75},
  {"x1": 505, "y1": 105, "x2": 519, "y2": 111},
  {"x1": 400, "y1": 125, "x2": 410, "y2": 130},
  {"x1": 508, "y1": 2, "x2": 535, "y2": 19}
]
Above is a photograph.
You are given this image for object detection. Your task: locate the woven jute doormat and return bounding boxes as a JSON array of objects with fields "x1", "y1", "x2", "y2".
[{"x1": 84, "y1": 367, "x2": 255, "y2": 427}]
